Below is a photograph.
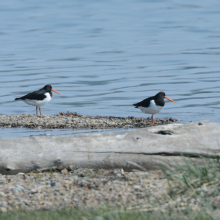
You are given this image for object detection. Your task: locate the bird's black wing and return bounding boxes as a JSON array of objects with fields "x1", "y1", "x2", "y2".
[
  {"x1": 133, "y1": 96, "x2": 153, "y2": 108},
  {"x1": 15, "y1": 91, "x2": 46, "y2": 101}
]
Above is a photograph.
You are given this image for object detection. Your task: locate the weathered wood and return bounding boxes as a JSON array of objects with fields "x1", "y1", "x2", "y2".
[{"x1": 0, "y1": 121, "x2": 219, "y2": 174}]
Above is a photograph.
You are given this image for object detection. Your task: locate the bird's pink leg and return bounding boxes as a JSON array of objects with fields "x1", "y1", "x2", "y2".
[
  {"x1": 151, "y1": 115, "x2": 154, "y2": 126},
  {"x1": 36, "y1": 107, "x2": 38, "y2": 116},
  {"x1": 39, "y1": 107, "x2": 42, "y2": 115}
]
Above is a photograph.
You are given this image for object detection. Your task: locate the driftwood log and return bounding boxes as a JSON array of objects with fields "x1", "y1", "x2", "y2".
[{"x1": 0, "y1": 121, "x2": 219, "y2": 175}]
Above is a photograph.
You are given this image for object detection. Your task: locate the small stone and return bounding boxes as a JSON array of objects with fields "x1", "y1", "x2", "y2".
[
  {"x1": 61, "y1": 168, "x2": 68, "y2": 175},
  {"x1": 112, "y1": 180, "x2": 124, "y2": 185},
  {"x1": 132, "y1": 185, "x2": 143, "y2": 191},
  {"x1": 0, "y1": 207, "x2": 7, "y2": 212},
  {"x1": 1, "y1": 201, "x2": 7, "y2": 207},
  {"x1": 63, "y1": 184, "x2": 70, "y2": 191},
  {"x1": 78, "y1": 180, "x2": 88, "y2": 187},
  {"x1": 156, "y1": 183, "x2": 164, "y2": 188},
  {"x1": 30, "y1": 189, "x2": 38, "y2": 194},
  {"x1": 0, "y1": 192, "x2": 6, "y2": 197},
  {"x1": 139, "y1": 178, "x2": 142, "y2": 184},
  {"x1": 135, "y1": 171, "x2": 149, "y2": 178},
  {"x1": 50, "y1": 182, "x2": 59, "y2": 187}
]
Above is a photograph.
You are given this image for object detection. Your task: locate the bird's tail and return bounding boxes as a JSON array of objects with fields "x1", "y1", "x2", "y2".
[
  {"x1": 133, "y1": 103, "x2": 138, "y2": 108},
  {"x1": 15, "y1": 98, "x2": 21, "y2": 101}
]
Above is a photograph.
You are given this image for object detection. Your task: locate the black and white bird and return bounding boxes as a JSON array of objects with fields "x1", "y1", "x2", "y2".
[
  {"x1": 133, "y1": 92, "x2": 175, "y2": 126},
  {"x1": 15, "y1": 84, "x2": 60, "y2": 115}
]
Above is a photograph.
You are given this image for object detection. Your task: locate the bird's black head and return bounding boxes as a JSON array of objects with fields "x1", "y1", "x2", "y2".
[
  {"x1": 42, "y1": 84, "x2": 60, "y2": 95},
  {"x1": 155, "y1": 92, "x2": 166, "y2": 99},
  {"x1": 42, "y1": 84, "x2": 52, "y2": 91},
  {"x1": 156, "y1": 91, "x2": 175, "y2": 103}
]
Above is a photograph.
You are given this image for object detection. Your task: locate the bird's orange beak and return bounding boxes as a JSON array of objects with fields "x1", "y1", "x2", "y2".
[
  {"x1": 165, "y1": 96, "x2": 175, "y2": 103},
  {"x1": 52, "y1": 88, "x2": 60, "y2": 95}
]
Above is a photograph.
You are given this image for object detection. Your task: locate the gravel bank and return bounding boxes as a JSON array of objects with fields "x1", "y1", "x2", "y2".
[
  {"x1": 0, "y1": 167, "x2": 168, "y2": 212},
  {"x1": 0, "y1": 166, "x2": 218, "y2": 214},
  {"x1": 0, "y1": 112, "x2": 178, "y2": 129}
]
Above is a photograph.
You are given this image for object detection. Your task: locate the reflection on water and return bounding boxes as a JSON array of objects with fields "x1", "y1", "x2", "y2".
[{"x1": 0, "y1": 0, "x2": 220, "y2": 138}]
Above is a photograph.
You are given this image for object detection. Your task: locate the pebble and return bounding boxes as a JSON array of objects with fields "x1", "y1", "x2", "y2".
[
  {"x1": 0, "y1": 207, "x2": 7, "y2": 212},
  {"x1": 50, "y1": 182, "x2": 59, "y2": 187},
  {"x1": 132, "y1": 185, "x2": 143, "y2": 191},
  {"x1": 61, "y1": 168, "x2": 68, "y2": 175}
]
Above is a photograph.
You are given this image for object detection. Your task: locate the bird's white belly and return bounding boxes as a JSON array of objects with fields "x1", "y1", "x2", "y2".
[
  {"x1": 23, "y1": 93, "x2": 51, "y2": 107},
  {"x1": 138, "y1": 100, "x2": 163, "y2": 115}
]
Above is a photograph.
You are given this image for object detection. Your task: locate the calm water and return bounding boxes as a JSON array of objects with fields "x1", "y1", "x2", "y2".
[{"x1": 1, "y1": 0, "x2": 220, "y2": 136}]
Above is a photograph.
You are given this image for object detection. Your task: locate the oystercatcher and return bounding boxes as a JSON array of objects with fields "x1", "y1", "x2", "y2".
[
  {"x1": 133, "y1": 92, "x2": 175, "y2": 126},
  {"x1": 15, "y1": 84, "x2": 60, "y2": 115}
]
